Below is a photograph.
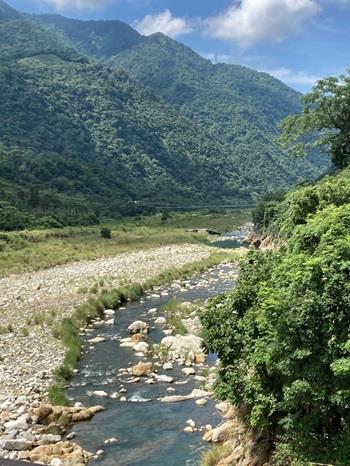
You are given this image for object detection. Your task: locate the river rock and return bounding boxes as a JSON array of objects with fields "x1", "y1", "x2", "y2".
[
  {"x1": 155, "y1": 317, "x2": 166, "y2": 325},
  {"x1": 131, "y1": 362, "x2": 153, "y2": 377},
  {"x1": 88, "y1": 336, "x2": 106, "y2": 344},
  {"x1": 148, "y1": 308, "x2": 158, "y2": 315},
  {"x1": 131, "y1": 333, "x2": 145, "y2": 343},
  {"x1": 163, "y1": 362, "x2": 173, "y2": 370},
  {"x1": 92, "y1": 391, "x2": 108, "y2": 397},
  {"x1": 1, "y1": 438, "x2": 33, "y2": 451},
  {"x1": 161, "y1": 335, "x2": 203, "y2": 360},
  {"x1": 132, "y1": 342, "x2": 149, "y2": 354},
  {"x1": 203, "y1": 420, "x2": 235, "y2": 443},
  {"x1": 128, "y1": 321, "x2": 149, "y2": 334},
  {"x1": 160, "y1": 395, "x2": 188, "y2": 403},
  {"x1": 28, "y1": 441, "x2": 92, "y2": 466},
  {"x1": 196, "y1": 398, "x2": 208, "y2": 406},
  {"x1": 40, "y1": 434, "x2": 62, "y2": 444},
  {"x1": 104, "y1": 309, "x2": 115, "y2": 316},
  {"x1": 182, "y1": 367, "x2": 196, "y2": 376},
  {"x1": 155, "y1": 374, "x2": 174, "y2": 383}
]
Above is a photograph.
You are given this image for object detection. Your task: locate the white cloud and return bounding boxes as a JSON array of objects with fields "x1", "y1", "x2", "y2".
[
  {"x1": 206, "y1": 0, "x2": 320, "y2": 46},
  {"x1": 262, "y1": 67, "x2": 321, "y2": 86},
  {"x1": 134, "y1": 9, "x2": 192, "y2": 38},
  {"x1": 40, "y1": 0, "x2": 112, "y2": 10}
]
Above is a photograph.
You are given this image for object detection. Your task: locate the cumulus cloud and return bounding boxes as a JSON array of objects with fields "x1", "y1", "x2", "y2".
[
  {"x1": 262, "y1": 67, "x2": 321, "y2": 86},
  {"x1": 206, "y1": 0, "x2": 320, "y2": 46},
  {"x1": 134, "y1": 10, "x2": 192, "y2": 38},
  {"x1": 40, "y1": 0, "x2": 112, "y2": 10}
]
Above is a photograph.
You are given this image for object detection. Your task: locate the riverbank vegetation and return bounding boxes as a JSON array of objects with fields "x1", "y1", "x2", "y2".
[
  {"x1": 0, "y1": 210, "x2": 250, "y2": 277},
  {"x1": 201, "y1": 72, "x2": 350, "y2": 465},
  {"x1": 49, "y1": 250, "x2": 239, "y2": 406}
]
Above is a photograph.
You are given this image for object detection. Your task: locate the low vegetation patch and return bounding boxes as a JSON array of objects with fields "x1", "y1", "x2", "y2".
[{"x1": 161, "y1": 299, "x2": 194, "y2": 335}]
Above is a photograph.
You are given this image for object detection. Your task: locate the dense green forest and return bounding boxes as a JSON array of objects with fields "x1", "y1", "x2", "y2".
[
  {"x1": 35, "y1": 14, "x2": 329, "y2": 195},
  {"x1": 201, "y1": 73, "x2": 350, "y2": 465},
  {"x1": 0, "y1": 1, "x2": 328, "y2": 230}
]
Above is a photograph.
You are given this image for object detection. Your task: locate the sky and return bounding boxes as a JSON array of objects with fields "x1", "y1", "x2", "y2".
[{"x1": 8, "y1": 0, "x2": 350, "y2": 93}]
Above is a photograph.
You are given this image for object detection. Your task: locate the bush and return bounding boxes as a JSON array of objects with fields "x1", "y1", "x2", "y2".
[
  {"x1": 201, "y1": 202, "x2": 350, "y2": 464},
  {"x1": 100, "y1": 227, "x2": 111, "y2": 239}
]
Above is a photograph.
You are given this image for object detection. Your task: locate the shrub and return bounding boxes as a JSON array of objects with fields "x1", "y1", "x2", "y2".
[{"x1": 100, "y1": 227, "x2": 111, "y2": 239}]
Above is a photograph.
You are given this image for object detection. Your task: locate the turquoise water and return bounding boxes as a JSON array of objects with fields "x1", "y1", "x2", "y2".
[{"x1": 66, "y1": 260, "x2": 240, "y2": 465}]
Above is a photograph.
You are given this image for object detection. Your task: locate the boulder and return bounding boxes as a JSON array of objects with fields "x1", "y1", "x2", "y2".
[
  {"x1": 155, "y1": 317, "x2": 166, "y2": 325},
  {"x1": 161, "y1": 335, "x2": 203, "y2": 360},
  {"x1": 88, "y1": 336, "x2": 106, "y2": 344},
  {"x1": 28, "y1": 441, "x2": 92, "y2": 466},
  {"x1": 203, "y1": 420, "x2": 235, "y2": 443},
  {"x1": 132, "y1": 342, "x2": 149, "y2": 354},
  {"x1": 131, "y1": 333, "x2": 144, "y2": 343},
  {"x1": 131, "y1": 362, "x2": 153, "y2": 377},
  {"x1": 128, "y1": 320, "x2": 149, "y2": 334},
  {"x1": 1, "y1": 438, "x2": 33, "y2": 451}
]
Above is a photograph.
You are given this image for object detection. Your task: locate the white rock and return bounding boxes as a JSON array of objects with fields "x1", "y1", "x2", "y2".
[
  {"x1": 4, "y1": 415, "x2": 28, "y2": 431},
  {"x1": 128, "y1": 320, "x2": 149, "y2": 334},
  {"x1": 88, "y1": 336, "x2": 106, "y2": 344},
  {"x1": 50, "y1": 459, "x2": 64, "y2": 466},
  {"x1": 148, "y1": 308, "x2": 158, "y2": 315},
  {"x1": 186, "y1": 419, "x2": 196, "y2": 428},
  {"x1": 104, "y1": 438, "x2": 118, "y2": 444},
  {"x1": 163, "y1": 362, "x2": 173, "y2": 370},
  {"x1": 104, "y1": 309, "x2": 115, "y2": 316},
  {"x1": 92, "y1": 391, "x2": 108, "y2": 397},
  {"x1": 105, "y1": 319, "x2": 115, "y2": 325},
  {"x1": 155, "y1": 317, "x2": 166, "y2": 325},
  {"x1": 196, "y1": 398, "x2": 208, "y2": 406},
  {"x1": 132, "y1": 342, "x2": 149, "y2": 353},
  {"x1": 182, "y1": 367, "x2": 196, "y2": 376},
  {"x1": 155, "y1": 374, "x2": 174, "y2": 383}
]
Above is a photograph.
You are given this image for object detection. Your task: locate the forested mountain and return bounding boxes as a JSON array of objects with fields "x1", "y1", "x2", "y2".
[
  {"x1": 35, "y1": 14, "x2": 329, "y2": 195},
  {"x1": 0, "y1": 2, "x2": 329, "y2": 230},
  {"x1": 33, "y1": 14, "x2": 143, "y2": 59}
]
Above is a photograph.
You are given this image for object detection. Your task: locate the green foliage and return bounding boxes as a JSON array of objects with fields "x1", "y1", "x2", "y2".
[
  {"x1": 280, "y1": 72, "x2": 350, "y2": 169},
  {"x1": 161, "y1": 299, "x2": 193, "y2": 335},
  {"x1": 201, "y1": 174, "x2": 350, "y2": 464}
]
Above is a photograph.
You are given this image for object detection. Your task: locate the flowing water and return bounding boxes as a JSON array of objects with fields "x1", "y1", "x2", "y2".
[{"x1": 66, "y1": 229, "x2": 249, "y2": 466}]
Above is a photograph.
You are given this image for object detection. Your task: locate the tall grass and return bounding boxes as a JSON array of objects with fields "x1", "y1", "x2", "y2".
[
  {"x1": 48, "y1": 251, "x2": 237, "y2": 405},
  {"x1": 0, "y1": 210, "x2": 251, "y2": 276}
]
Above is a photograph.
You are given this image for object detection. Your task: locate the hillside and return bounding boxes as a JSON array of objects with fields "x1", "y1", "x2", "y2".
[
  {"x1": 34, "y1": 14, "x2": 329, "y2": 198},
  {"x1": 0, "y1": 2, "x2": 329, "y2": 230},
  {"x1": 0, "y1": 8, "x2": 261, "y2": 229}
]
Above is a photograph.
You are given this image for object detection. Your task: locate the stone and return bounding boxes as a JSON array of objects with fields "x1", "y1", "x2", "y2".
[
  {"x1": 40, "y1": 434, "x2": 62, "y2": 444},
  {"x1": 131, "y1": 362, "x2": 153, "y2": 377},
  {"x1": 184, "y1": 426, "x2": 194, "y2": 433},
  {"x1": 196, "y1": 398, "x2": 208, "y2": 406},
  {"x1": 131, "y1": 333, "x2": 144, "y2": 343},
  {"x1": 104, "y1": 309, "x2": 115, "y2": 316},
  {"x1": 132, "y1": 342, "x2": 149, "y2": 354},
  {"x1": 88, "y1": 336, "x2": 106, "y2": 344},
  {"x1": 182, "y1": 367, "x2": 196, "y2": 376},
  {"x1": 160, "y1": 395, "x2": 188, "y2": 403},
  {"x1": 50, "y1": 459, "x2": 64, "y2": 466},
  {"x1": 128, "y1": 320, "x2": 149, "y2": 334},
  {"x1": 155, "y1": 374, "x2": 174, "y2": 383},
  {"x1": 161, "y1": 335, "x2": 203, "y2": 360},
  {"x1": 1, "y1": 438, "x2": 33, "y2": 451},
  {"x1": 92, "y1": 391, "x2": 108, "y2": 397},
  {"x1": 66, "y1": 433, "x2": 76, "y2": 440},
  {"x1": 163, "y1": 362, "x2": 173, "y2": 370},
  {"x1": 105, "y1": 319, "x2": 114, "y2": 325},
  {"x1": 186, "y1": 419, "x2": 196, "y2": 428},
  {"x1": 4, "y1": 414, "x2": 29, "y2": 431},
  {"x1": 155, "y1": 317, "x2": 166, "y2": 325},
  {"x1": 104, "y1": 438, "x2": 118, "y2": 444},
  {"x1": 29, "y1": 441, "x2": 93, "y2": 466},
  {"x1": 215, "y1": 401, "x2": 230, "y2": 415},
  {"x1": 203, "y1": 420, "x2": 235, "y2": 443},
  {"x1": 148, "y1": 308, "x2": 158, "y2": 315}
]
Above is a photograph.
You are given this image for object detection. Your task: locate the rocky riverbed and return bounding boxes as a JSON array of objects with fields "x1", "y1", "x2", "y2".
[
  {"x1": 0, "y1": 244, "x2": 213, "y2": 463},
  {"x1": 63, "y1": 262, "x2": 239, "y2": 466}
]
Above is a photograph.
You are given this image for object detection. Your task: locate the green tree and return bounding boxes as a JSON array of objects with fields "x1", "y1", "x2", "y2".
[{"x1": 280, "y1": 72, "x2": 350, "y2": 168}]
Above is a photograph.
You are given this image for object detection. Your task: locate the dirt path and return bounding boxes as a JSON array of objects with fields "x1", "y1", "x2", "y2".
[{"x1": 0, "y1": 244, "x2": 211, "y2": 398}]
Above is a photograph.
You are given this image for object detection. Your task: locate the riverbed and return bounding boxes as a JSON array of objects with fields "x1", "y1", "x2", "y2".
[{"x1": 66, "y1": 232, "x2": 247, "y2": 466}]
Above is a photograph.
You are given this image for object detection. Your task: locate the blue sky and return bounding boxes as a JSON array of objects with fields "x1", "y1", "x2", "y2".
[{"x1": 8, "y1": 0, "x2": 350, "y2": 92}]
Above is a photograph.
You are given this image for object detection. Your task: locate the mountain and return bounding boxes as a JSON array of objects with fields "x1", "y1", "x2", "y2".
[
  {"x1": 34, "y1": 15, "x2": 329, "y2": 195},
  {"x1": 0, "y1": 2, "x2": 329, "y2": 230},
  {"x1": 0, "y1": 0, "x2": 21, "y2": 20},
  {"x1": 33, "y1": 14, "x2": 143, "y2": 59},
  {"x1": 0, "y1": 5, "x2": 260, "y2": 230}
]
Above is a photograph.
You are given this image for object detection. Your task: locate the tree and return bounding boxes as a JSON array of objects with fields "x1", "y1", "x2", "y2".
[{"x1": 280, "y1": 72, "x2": 350, "y2": 168}]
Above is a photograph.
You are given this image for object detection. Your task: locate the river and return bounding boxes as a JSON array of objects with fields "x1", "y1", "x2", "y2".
[{"x1": 65, "y1": 228, "x2": 249, "y2": 466}]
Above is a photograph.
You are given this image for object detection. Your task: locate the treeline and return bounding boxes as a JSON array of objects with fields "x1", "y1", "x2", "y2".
[{"x1": 201, "y1": 72, "x2": 350, "y2": 465}]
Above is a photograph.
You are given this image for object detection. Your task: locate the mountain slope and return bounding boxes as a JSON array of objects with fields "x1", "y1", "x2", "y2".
[
  {"x1": 0, "y1": 8, "x2": 257, "y2": 229},
  {"x1": 34, "y1": 14, "x2": 329, "y2": 194},
  {"x1": 33, "y1": 14, "x2": 144, "y2": 59}
]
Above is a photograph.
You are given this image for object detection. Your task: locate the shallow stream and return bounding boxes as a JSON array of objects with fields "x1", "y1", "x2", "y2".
[{"x1": 66, "y1": 229, "x2": 248, "y2": 466}]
